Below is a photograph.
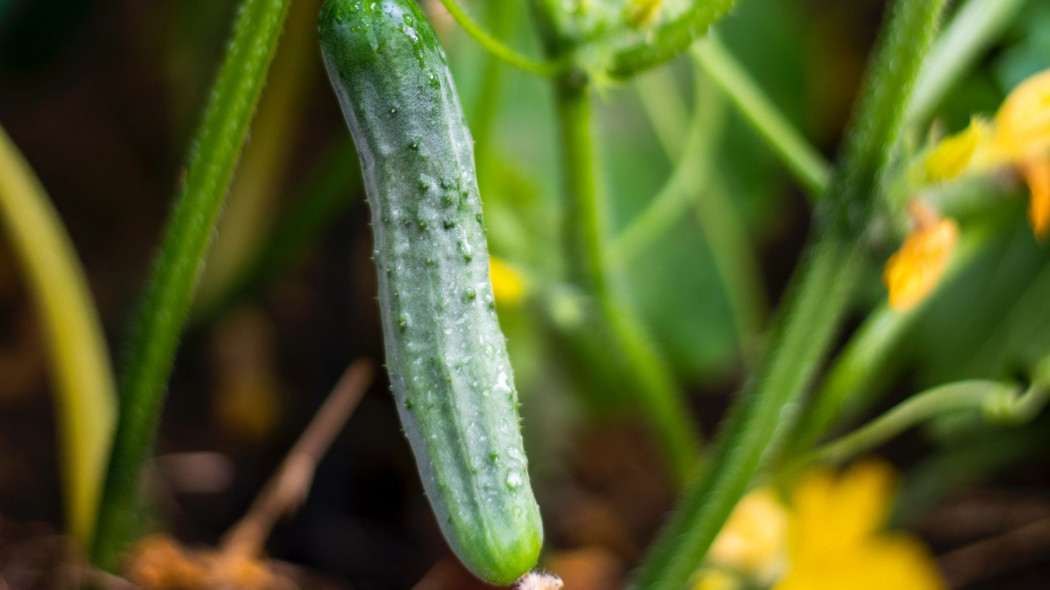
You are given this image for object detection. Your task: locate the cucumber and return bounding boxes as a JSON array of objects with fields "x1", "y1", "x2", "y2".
[{"x1": 317, "y1": 0, "x2": 543, "y2": 583}]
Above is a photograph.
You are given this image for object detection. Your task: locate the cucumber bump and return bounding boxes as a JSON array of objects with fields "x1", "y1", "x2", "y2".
[{"x1": 317, "y1": 0, "x2": 543, "y2": 583}]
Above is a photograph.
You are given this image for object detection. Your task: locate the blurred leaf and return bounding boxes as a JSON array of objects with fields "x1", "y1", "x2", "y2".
[
  {"x1": 600, "y1": 0, "x2": 810, "y2": 381},
  {"x1": 994, "y1": 0, "x2": 1050, "y2": 91}
]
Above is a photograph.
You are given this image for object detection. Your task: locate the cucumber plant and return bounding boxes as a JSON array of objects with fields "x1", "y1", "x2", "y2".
[{"x1": 318, "y1": 0, "x2": 543, "y2": 583}]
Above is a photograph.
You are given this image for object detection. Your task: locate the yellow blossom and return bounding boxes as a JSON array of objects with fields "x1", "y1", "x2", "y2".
[
  {"x1": 707, "y1": 487, "x2": 788, "y2": 583},
  {"x1": 883, "y1": 202, "x2": 958, "y2": 310},
  {"x1": 1022, "y1": 157, "x2": 1050, "y2": 240},
  {"x1": 489, "y1": 257, "x2": 528, "y2": 306},
  {"x1": 923, "y1": 118, "x2": 985, "y2": 182},
  {"x1": 921, "y1": 69, "x2": 1050, "y2": 239},
  {"x1": 774, "y1": 460, "x2": 944, "y2": 590},
  {"x1": 696, "y1": 461, "x2": 943, "y2": 590},
  {"x1": 991, "y1": 70, "x2": 1050, "y2": 162},
  {"x1": 692, "y1": 569, "x2": 741, "y2": 590}
]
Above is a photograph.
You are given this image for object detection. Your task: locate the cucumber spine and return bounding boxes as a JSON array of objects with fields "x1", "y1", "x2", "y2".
[{"x1": 317, "y1": 0, "x2": 543, "y2": 584}]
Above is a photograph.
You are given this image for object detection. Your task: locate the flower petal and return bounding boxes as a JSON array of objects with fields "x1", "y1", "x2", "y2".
[
  {"x1": 1022, "y1": 156, "x2": 1050, "y2": 240},
  {"x1": 883, "y1": 205, "x2": 958, "y2": 310}
]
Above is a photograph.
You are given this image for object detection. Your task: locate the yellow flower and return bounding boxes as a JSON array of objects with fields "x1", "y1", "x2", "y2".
[
  {"x1": 883, "y1": 202, "x2": 958, "y2": 311},
  {"x1": 990, "y1": 70, "x2": 1050, "y2": 162},
  {"x1": 774, "y1": 460, "x2": 945, "y2": 590},
  {"x1": 1022, "y1": 157, "x2": 1050, "y2": 240},
  {"x1": 707, "y1": 487, "x2": 788, "y2": 583},
  {"x1": 696, "y1": 461, "x2": 944, "y2": 590},
  {"x1": 921, "y1": 69, "x2": 1050, "y2": 239},
  {"x1": 923, "y1": 118, "x2": 985, "y2": 182},
  {"x1": 489, "y1": 257, "x2": 528, "y2": 306}
]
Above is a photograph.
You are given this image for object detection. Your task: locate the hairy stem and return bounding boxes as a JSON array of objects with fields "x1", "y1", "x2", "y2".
[
  {"x1": 92, "y1": 0, "x2": 291, "y2": 569},
  {"x1": 631, "y1": 0, "x2": 948, "y2": 586},
  {"x1": 789, "y1": 226, "x2": 991, "y2": 451},
  {"x1": 907, "y1": 0, "x2": 1029, "y2": 128}
]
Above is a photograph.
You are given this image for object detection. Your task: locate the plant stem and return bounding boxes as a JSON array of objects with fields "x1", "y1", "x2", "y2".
[
  {"x1": 470, "y1": 0, "x2": 511, "y2": 178},
  {"x1": 555, "y1": 79, "x2": 702, "y2": 484},
  {"x1": 693, "y1": 177, "x2": 767, "y2": 354},
  {"x1": 693, "y1": 35, "x2": 831, "y2": 198},
  {"x1": 906, "y1": 0, "x2": 1029, "y2": 129},
  {"x1": 0, "y1": 125, "x2": 117, "y2": 549},
  {"x1": 634, "y1": 68, "x2": 690, "y2": 156},
  {"x1": 612, "y1": 70, "x2": 725, "y2": 266},
  {"x1": 436, "y1": 0, "x2": 563, "y2": 76},
  {"x1": 606, "y1": 0, "x2": 741, "y2": 78},
  {"x1": 822, "y1": 0, "x2": 948, "y2": 235},
  {"x1": 625, "y1": 63, "x2": 767, "y2": 351},
  {"x1": 812, "y1": 374, "x2": 1050, "y2": 464},
  {"x1": 631, "y1": 235, "x2": 864, "y2": 590},
  {"x1": 631, "y1": 0, "x2": 947, "y2": 586},
  {"x1": 92, "y1": 0, "x2": 291, "y2": 569},
  {"x1": 197, "y1": 0, "x2": 322, "y2": 310},
  {"x1": 193, "y1": 138, "x2": 361, "y2": 325},
  {"x1": 789, "y1": 226, "x2": 991, "y2": 451}
]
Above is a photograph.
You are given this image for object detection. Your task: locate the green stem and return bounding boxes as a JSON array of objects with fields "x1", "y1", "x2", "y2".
[
  {"x1": 814, "y1": 374, "x2": 1049, "y2": 464},
  {"x1": 631, "y1": 1, "x2": 947, "y2": 586},
  {"x1": 0, "y1": 125, "x2": 117, "y2": 549},
  {"x1": 693, "y1": 177, "x2": 767, "y2": 353},
  {"x1": 470, "y1": 0, "x2": 511, "y2": 178},
  {"x1": 906, "y1": 0, "x2": 1029, "y2": 129},
  {"x1": 556, "y1": 79, "x2": 702, "y2": 484},
  {"x1": 196, "y1": 0, "x2": 322, "y2": 310},
  {"x1": 557, "y1": 80, "x2": 607, "y2": 297},
  {"x1": 813, "y1": 381, "x2": 1013, "y2": 463},
  {"x1": 634, "y1": 67, "x2": 690, "y2": 156},
  {"x1": 437, "y1": 0, "x2": 563, "y2": 77},
  {"x1": 631, "y1": 235, "x2": 864, "y2": 589},
  {"x1": 692, "y1": 35, "x2": 831, "y2": 198},
  {"x1": 625, "y1": 63, "x2": 767, "y2": 350},
  {"x1": 193, "y1": 138, "x2": 361, "y2": 325},
  {"x1": 612, "y1": 70, "x2": 724, "y2": 266},
  {"x1": 92, "y1": 0, "x2": 291, "y2": 569},
  {"x1": 822, "y1": 0, "x2": 948, "y2": 235},
  {"x1": 789, "y1": 226, "x2": 991, "y2": 451},
  {"x1": 606, "y1": 0, "x2": 741, "y2": 78}
]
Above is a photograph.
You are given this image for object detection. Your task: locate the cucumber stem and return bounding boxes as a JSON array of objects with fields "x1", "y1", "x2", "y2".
[{"x1": 555, "y1": 78, "x2": 703, "y2": 485}]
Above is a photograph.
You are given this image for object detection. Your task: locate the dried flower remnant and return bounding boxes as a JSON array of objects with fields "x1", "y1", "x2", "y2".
[{"x1": 517, "y1": 571, "x2": 564, "y2": 590}]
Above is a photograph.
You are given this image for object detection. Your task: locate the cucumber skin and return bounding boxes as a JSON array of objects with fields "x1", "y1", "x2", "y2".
[{"x1": 317, "y1": 0, "x2": 542, "y2": 583}]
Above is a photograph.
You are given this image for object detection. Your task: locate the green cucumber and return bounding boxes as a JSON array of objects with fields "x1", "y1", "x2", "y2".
[{"x1": 317, "y1": 0, "x2": 543, "y2": 583}]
